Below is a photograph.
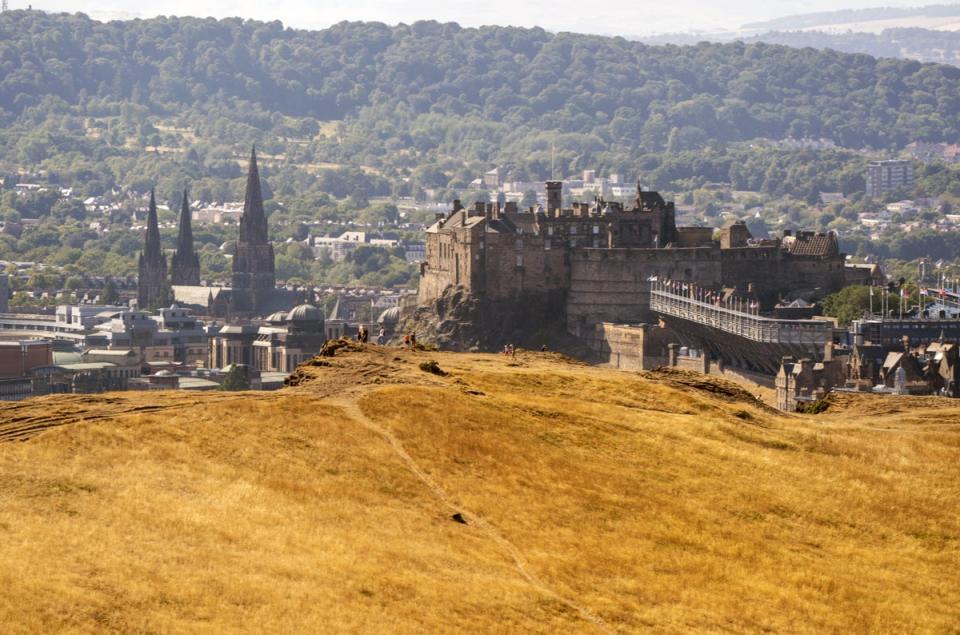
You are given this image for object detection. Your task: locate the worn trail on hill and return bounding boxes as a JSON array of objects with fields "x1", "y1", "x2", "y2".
[{"x1": 331, "y1": 393, "x2": 613, "y2": 633}]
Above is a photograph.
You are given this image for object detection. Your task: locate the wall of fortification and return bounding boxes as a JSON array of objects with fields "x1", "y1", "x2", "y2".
[
  {"x1": 481, "y1": 235, "x2": 569, "y2": 300},
  {"x1": 584, "y1": 322, "x2": 673, "y2": 371},
  {"x1": 566, "y1": 247, "x2": 721, "y2": 334},
  {"x1": 718, "y1": 246, "x2": 784, "y2": 300},
  {"x1": 782, "y1": 256, "x2": 846, "y2": 292}
]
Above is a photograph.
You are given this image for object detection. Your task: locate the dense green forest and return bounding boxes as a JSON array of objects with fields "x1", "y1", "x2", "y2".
[{"x1": 2, "y1": 10, "x2": 960, "y2": 160}]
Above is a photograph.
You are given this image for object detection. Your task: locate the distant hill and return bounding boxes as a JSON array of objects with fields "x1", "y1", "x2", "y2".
[
  {"x1": 2, "y1": 9, "x2": 960, "y2": 161},
  {"x1": 744, "y1": 3, "x2": 960, "y2": 31},
  {"x1": 0, "y1": 344, "x2": 958, "y2": 630},
  {"x1": 751, "y1": 27, "x2": 960, "y2": 66}
]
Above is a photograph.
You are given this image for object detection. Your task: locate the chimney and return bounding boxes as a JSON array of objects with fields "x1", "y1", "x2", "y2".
[{"x1": 453, "y1": 199, "x2": 463, "y2": 213}]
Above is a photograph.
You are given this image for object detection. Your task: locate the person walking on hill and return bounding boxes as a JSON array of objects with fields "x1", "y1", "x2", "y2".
[
  {"x1": 403, "y1": 332, "x2": 411, "y2": 348},
  {"x1": 377, "y1": 327, "x2": 385, "y2": 345}
]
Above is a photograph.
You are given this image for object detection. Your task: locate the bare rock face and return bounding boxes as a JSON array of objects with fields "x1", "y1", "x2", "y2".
[{"x1": 403, "y1": 286, "x2": 579, "y2": 353}]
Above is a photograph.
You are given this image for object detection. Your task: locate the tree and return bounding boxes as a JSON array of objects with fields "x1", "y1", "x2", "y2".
[
  {"x1": 102, "y1": 280, "x2": 120, "y2": 304},
  {"x1": 221, "y1": 365, "x2": 250, "y2": 391},
  {"x1": 821, "y1": 285, "x2": 872, "y2": 326}
]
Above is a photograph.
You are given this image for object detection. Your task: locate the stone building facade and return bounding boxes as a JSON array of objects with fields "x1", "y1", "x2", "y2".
[{"x1": 208, "y1": 304, "x2": 326, "y2": 372}]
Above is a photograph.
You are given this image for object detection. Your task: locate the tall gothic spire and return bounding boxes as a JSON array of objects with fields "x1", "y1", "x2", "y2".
[
  {"x1": 144, "y1": 188, "x2": 162, "y2": 261},
  {"x1": 138, "y1": 188, "x2": 170, "y2": 309},
  {"x1": 171, "y1": 187, "x2": 200, "y2": 286},
  {"x1": 231, "y1": 146, "x2": 276, "y2": 314},
  {"x1": 239, "y1": 145, "x2": 268, "y2": 245}
]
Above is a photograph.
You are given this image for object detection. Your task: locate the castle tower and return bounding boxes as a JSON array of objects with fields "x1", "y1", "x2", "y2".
[
  {"x1": 231, "y1": 147, "x2": 276, "y2": 313},
  {"x1": 546, "y1": 180, "x2": 562, "y2": 216},
  {"x1": 170, "y1": 187, "x2": 201, "y2": 286},
  {"x1": 137, "y1": 189, "x2": 170, "y2": 310}
]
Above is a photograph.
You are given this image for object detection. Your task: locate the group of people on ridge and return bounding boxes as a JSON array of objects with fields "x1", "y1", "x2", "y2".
[{"x1": 355, "y1": 325, "x2": 416, "y2": 348}]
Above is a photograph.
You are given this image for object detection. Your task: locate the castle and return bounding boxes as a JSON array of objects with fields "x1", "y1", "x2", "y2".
[
  {"x1": 139, "y1": 148, "x2": 300, "y2": 318},
  {"x1": 416, "y1": 181, "x2": 846, "y2": 348}
]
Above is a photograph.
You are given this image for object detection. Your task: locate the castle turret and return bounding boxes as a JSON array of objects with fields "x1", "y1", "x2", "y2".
[
  {"x1": 546, "y1": 180, "x2": 562, "y2": 216},
  {"x1": 170, "y1": 187, "x2": 200, "y2": 286},
  {"x1": 137, "y1": 188, "x2": 170, "y2": 309},
  {"x1": 231, "y1": 146, "x2": 276, "y2": 313}
]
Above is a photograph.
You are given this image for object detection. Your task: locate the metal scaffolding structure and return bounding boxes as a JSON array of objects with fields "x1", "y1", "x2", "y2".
[{"x1": 649, "y1": 281, "x2": 833, "y2": 375}]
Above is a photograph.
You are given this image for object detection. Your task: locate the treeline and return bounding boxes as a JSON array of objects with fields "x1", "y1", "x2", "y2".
[
  {"x1": 842, "y1": 229, "x2": 960, "y2": 262},
  {"x1": 2, "y1": 10, "x2": 960, "y2": 160}
]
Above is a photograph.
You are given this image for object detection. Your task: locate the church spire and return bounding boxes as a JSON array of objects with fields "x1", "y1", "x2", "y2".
[
  {"x1": 171, "y1": 186, "x2": 200, "y2": 286},
  {"x1": 138, "y1": 188, "x2": 170, "y2": 309},
  {"x1": 240, "y1": 145, "x2": 268, "y2": 245},
  {"x1": 231, "y1": 146, "x2": 276, "y2": 314},
  {"x1": 144, "y1": 188, "x2": 162, "y2": 261}
]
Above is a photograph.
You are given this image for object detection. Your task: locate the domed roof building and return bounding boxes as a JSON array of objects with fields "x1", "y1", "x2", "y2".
[
  {"x1": 265, "y1": 311, "x2": 288, "y2": 325},
  {"x1": 288, "y1": 303, "x2": 323, "y2": 325},
  {"x1": 249, "y1": 303, "x2": 326, "y2": 373}
]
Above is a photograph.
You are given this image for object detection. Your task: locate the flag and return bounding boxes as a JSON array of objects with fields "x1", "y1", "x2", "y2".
[{"x1": 869, "y1": 286, "x2": 874, "y2": 297}]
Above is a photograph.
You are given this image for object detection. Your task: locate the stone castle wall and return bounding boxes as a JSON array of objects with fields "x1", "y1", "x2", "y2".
[{"x1": 566, "y1": 247, "x2": 723, "y2": 334}]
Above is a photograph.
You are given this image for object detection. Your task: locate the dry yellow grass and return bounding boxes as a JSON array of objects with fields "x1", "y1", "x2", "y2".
[{"x1": 0, "y1": 347, "x2": 958, "y2": 633}]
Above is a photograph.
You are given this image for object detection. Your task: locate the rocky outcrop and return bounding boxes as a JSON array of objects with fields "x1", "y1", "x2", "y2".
[{"x1": 404, "y1": 285, "x2": 584, "y2": 353}]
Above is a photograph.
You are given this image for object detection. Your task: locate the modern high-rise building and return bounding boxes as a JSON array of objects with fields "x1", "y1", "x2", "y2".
[{"x1": 865, "y1": 160, "x2": 914, "y2": 199}]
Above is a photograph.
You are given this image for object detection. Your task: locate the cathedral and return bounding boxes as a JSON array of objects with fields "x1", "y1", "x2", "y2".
[{"x1": 140, "y1": 147, "x2": 301, "y2": 318}]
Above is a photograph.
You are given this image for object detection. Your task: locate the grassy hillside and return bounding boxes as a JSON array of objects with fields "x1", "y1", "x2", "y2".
[{"x1": 1, "y1": 345, "x2": 958, "y2": 631}]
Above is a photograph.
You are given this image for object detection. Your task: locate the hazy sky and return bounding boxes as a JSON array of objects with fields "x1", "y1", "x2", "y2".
[{"x1": 16, "y1": 0, "x2": 921, "y2": 35}]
